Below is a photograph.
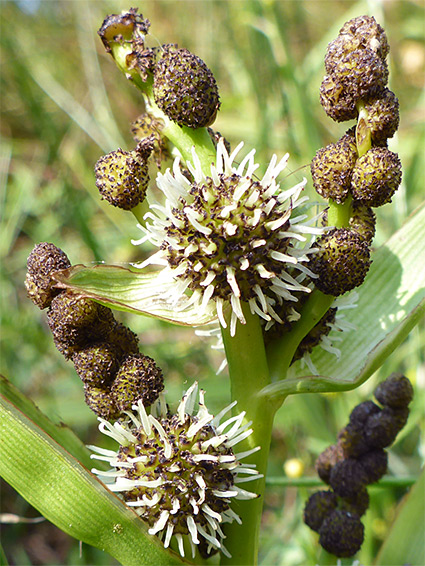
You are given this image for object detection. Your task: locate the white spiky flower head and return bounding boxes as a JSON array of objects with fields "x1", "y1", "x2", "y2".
[
  {"x1": 133, "y1": 139, "x2": 322, "y2": 335},
  {"x1": 89, "y1": 382, "x2": 261, "y2": 559}
]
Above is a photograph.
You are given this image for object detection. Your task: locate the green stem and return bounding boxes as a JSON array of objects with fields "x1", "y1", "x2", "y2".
[
  {"x1": 266, "y1": 290, "x2": 335, "y2": 380},
  {"x1": 131, "y1": 200, "x2": 149, "y2": 225},
  {"x1": 144, "y1": 92, "x2": 216, "y2": 166},
  {"x1": 220, "y1": 303, "x2": 282, "y2": 565},
  {"x1": 265, "y1": 475, "x2": 418, "y2": 488},
  {"x1": 327, "y1": 196, "x2": 352, "y2": 228},
  {"x1": 356, "y1": 100, "x2": 372, "y2": 157}
]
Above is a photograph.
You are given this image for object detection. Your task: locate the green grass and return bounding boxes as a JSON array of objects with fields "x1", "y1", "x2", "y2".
[{"x1": 1, "y1": 0, "x2": 424, "y2": 564}]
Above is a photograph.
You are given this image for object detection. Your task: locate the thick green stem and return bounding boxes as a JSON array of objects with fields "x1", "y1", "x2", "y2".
[
  {"x1": 266, "y1": 290, "x2": 335, "y2": 380},
  {"x1": 145, "y1": 94, "x2": 216, "y2": 166},
  {"x1": 327, "y1": 196, "x2": 352, "y2": 228},
  {"x1": 220, "y1": 303, "x2": 282, "y2": 565}
]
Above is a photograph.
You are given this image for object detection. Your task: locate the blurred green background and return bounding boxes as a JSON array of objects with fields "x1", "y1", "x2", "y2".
[{"x1": 1, "y1": 0, "x2": 424, "y2": 564}]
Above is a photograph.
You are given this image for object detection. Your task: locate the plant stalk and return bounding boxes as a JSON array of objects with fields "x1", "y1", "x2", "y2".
[{"x1": 220, "y1": 303, "x2": 283, "y2": 565}]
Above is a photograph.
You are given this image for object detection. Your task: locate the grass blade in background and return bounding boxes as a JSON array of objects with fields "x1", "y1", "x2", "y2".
[{"x1": 374, "y1": 467, "x2": 424, "y2": 566}]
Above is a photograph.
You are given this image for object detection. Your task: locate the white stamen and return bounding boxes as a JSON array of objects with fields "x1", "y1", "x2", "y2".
[
  {"x1": 197, "y1": 524, "x2": 221, "y2": 548},
  {"x1": 226, "y1": 266, "x2": 241, "y2": 297},
  {"x1": 235, "y1": 446, "x2": 261, "y2": 460},
  {"x1": 230, "y1": 294, "x2": 245, "y2": 324},
  {"x1": 216, "y1": 298, "x2": 227, "y2": 328},
  {"x1": 184, "y1": 207, "x2": 212, "y2": 235},
  {"x1": 202, "y1": 504, "x2": 223, "y2": 522},
  {"x1": 246, "y1": 207, "x2": 263, "y2": 227},
  {"x1": 245, "y1": 188, "x2": 260, "y2": 208},
  {"x1": 135, "y1": 400, "x2": 152, "y2": 436},
  {"x1": 200, "y1": 284, "x2": 215, "y2": 312},
  {"x1": 164, "y1": 523, "x2": 174, "y2": 548},
  {"x1": 170, "y1": 498, "x2": 180, "y2": 515},
  {"x1": 255, "y1": 264, "x2": 275, "y2": 279},
  {"x1": 234, "y1": 487, "x2": 260, "y2": 500},
  {"x1": 201, "y1": 271, "x2": 216, "y2": 287},
  {"x1": 184, "y1": 242, "x2": 198, "y2": 256},
  {"x1": 224, "y1": 221, "x2": 238, "y2": 236},
  {"x1": 187, "y1": 516, "x2": 200, "y2": 544},
  {"x1": 253, "y1": 284, "x2": 268, "y2": 312},
  {"x1": 269, "y1": 250, "x2": 298, "y2": 264},
  {"x1": 220, "y1": 203, "x2": 238, "y2": 218},
  {"x1": 175, "y1": 533, "x2": 185, "y2": 557},
  {"x1": 249, "y1": 298, "x2": 271, "y2": 321}
]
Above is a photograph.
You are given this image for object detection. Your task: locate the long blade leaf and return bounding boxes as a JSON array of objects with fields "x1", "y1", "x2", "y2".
[
  {"x1": 53, "y1": 265, "x2": 217, "y2": 326},
  {"x1": 263, "y1": 203, "x2": 425, "y2": 398},
  {"x1": 0, "y1": 393, "x2": 185, "y2": 566}
]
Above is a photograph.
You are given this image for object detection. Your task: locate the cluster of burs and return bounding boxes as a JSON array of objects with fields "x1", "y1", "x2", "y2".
[
  {"x1": 25, "y1": 243, "x2": 164, "y2": 420},
  {"x1": 94, "y1": 8, "x2": 220, "y2": 211},
  {"x1": 304, "y1": 374, "x2": 413, "y2": 557},
  {"x1": 309, "y1": 15, "x2": 401, "y2": 297}
]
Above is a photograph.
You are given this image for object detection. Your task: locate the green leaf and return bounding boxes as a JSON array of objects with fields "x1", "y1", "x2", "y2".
[
  {"x1": 53, "y1": 265, "x2": 217, "y2": 326},
  {"x1": 0, "y1": 392, "x2": 186, "y2": 566},
  {"x1": 374, "y1": 467, "x2": 425, "y2": 566},
  {"x1": 262, "y1": 203, "x2": 425, "y2": 398},
  {"x1": 0, "y1": 375, "x2": 91, "y2": 468}
]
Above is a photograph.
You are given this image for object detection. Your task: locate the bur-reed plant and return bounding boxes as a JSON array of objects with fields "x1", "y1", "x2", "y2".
[{"x1": 0, "y1": 2, "x2": 422, "y2": 564}]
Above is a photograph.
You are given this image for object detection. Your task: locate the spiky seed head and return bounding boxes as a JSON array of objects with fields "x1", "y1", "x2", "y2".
[
  {"x1": 357, "y1": 449, "x2": 388, "y2": 484},
  {"x1": 309, "y1": 228, "x2": 371, "y2": 296},
  {"x1": 106, "y1": 321, "x2": 140, "y2": 358},
  {"x1": 338, "y1": 15, "x2": 389, "y2": 59},
  {"x1": 315, "y1": 444, "x2": 344, "y2": 485},
  {"x1": 47, "y1": 293, "x2": 115, "y2": 358},
  {"x1": 319, "y1": 509, "x2": 364, "y2": 558},
  {"x1": 303, "y1": 490, "x2": 338, "y2": 533},
  {"x1": 349, "y1": 400, "x2": 381, "y2": 426},
  {"x1": 325, "y1": 18, "x2": 389, "y2": 74},
  {"x1": 374, "y1": 373, "x2": 414, "y2": 409},
  {"x1": 50, "y1": 326, "x2": 91, "y2": 359},
  {"x1": 337, "y1": 423, "x2": 369, "y2": 458},
  {"x1": 351, "y1": 147, "x2": 402, "y2": 207},
  {"x1": 84, "y1": 384, "x2": 120, "y2": 420},
  {"x1": 329, "y1": 49, "x2": 388, "y2": 100},
  {"x1": 329, "y1": 458, "x2": 368, "y2": 499},
  {"x1": 362, "y1": 88, "x2": 400, "y2": 142},
  {"x1": 310, "y1": 137, "x2": 358, "y2": 203},
  {"x1": 365, "y1": 406, "x2": 409, "y2": 449},
  {"x1": 349, "y1": 202, "x2": 376, "y2": 245},
  {"x1": 89, "y1": 383, "x2": 261, "y2": 558},
  {"x1": 72, "y1": 342, "x2": 120, "y2": 387},
  {"x1": 319, "y1": 74, "x2": 358, "y2": 122},
  {"x1": 95, "y1": 141, "x2": 152, "y2": 210},
  {"x1": 25, "y1": 243, "x2": 71, "y2": 309},
  {"x1": 153, "y1": 45, "x2": 220, "y2": 128},
  {"x1": 48, "y1": 293, "x2": 103, "y2": 328},
  {"x1": 339, "y1": 487, "x2": 370, "y2": 518},
  {"x1": 111, "y1": 354, "x2": 164, "y2": 411}
]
